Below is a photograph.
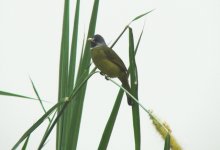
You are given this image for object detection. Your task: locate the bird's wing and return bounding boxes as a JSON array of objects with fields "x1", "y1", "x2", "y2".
[{"x1": 102, "y1": 46, "x2": 128, "y2": 72}]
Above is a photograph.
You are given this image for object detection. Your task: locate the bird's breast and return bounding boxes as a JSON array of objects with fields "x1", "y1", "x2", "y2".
[{"x1": 91, "y1": 48, "x2": 121, "y2": 78}]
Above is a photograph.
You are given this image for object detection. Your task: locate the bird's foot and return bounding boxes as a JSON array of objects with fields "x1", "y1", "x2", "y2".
[
  {"x1": 104, "y1": 75, "x2": 110, "y2": 80},
  {"x1": 100, "y1": 72, "x2": 105, "y2": 76}
]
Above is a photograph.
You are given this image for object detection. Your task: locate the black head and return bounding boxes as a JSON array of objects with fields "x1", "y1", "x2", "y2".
[{"x1": 88, "y1": 34, "x2": 106, "y2": 48}]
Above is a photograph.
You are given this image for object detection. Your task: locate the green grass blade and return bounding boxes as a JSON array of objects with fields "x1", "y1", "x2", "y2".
[
  {"x1": 66, "y1": 68, "x2": 98, "y2": 150},
  {"x1": 76, "y1": 0, "x2": 99, "y2": 76},
  {"x1": 39, "y1": 68, "x2": 97, "y2": 149},
  {"x1": 12, "y1": 101, "x2": 65, "y2": 150},
  {"x1": 0, "y1": 90, "x2": 36, "y2": 100},
  {"x1": 62, "y1": 0, "x2": 81, "y2": 149},
  {"x1": 21, "y1": 136, "x2": 30, "y2": 150},
  {"x1": 29, "y1": 78, "x2": 51, "y2": 122},
  {"x1": 66, "y1": 0, "x2": 100, "y2": 149},
  {"x1": 164, "y1": 134, "x2": 171, "y2": 150},
  {"x1": 129, "y1": 27, "x2": 141, "y2": 150},
  {"x1": 68, "y1": 0, "x2": 80, "y2": 92},
  {"x1": 98, "y1": 27, "x2": 144, "y2": 149},
  {"x1": 111, "y1": 10, "x2": 152, "y2": 49},
  {"x1": 57, "y1": 0, "x2": 69, "y2": 100},
  {"x1": 108, "y1": 78, "x2": 180, "y2": 150},
  {"x1": 98, "y1": 89, "x2": 124, "y2": 150},
  {"x1": 135, "y1": 25, "x2": 144, "y2": 54},
  {"x1": 69, "y1": 68, "x2": 97, "y2": 100},
  {"x1": 128, "y1": 27, "x2": 138, "y2": 92},
  {"x1": 40, "y1": 110, "x2": 57, "y2": 149},
  {"x1": 108, "y1": 77, "x2": 174, "y2": 150},
  {"x1": 56, "y1": 0, "x2": 70, "y2": 149},
  {"x1": 78, "y1": 33, "x2": 86, "y2": 74},
  {"x1": 110, "y1": 26, "x2": 128, "y2": 49},
  {"x1": 129, "y1": 9, "x2": 154, "y2": 24},
  {"x1": 63, "y1": 34, "x2": 89, "y2": 147},
  {"x1": 38, "y1": 102, "x2": 69, "y2": 150}
]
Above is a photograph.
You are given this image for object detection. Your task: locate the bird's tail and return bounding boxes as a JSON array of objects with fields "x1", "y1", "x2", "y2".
[{"x1": 119, "y1": 75, "x2": 133, "y2": 106}]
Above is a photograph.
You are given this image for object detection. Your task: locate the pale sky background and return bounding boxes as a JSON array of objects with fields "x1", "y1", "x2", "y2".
[{"x1": 0, "y1": 0, "x2": 220, "y2": 149}]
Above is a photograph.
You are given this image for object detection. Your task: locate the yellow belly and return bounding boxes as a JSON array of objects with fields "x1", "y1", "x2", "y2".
[{"x1": 91, "y1": 48, "x2": 121, "y2": 78}]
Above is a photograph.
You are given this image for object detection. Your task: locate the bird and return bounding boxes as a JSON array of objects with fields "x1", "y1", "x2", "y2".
[{"x1": 88, "y1": 34, "x2": 133, "y2": 106}]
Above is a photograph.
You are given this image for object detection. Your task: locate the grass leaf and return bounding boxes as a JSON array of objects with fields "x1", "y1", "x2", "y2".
[
  {"x1": 110, "y1": 27, "x2": 128, "y2": 49},
  {"x1": 68, "y1": 0, "x2": 80, "y2": 92},
  {"x1": 111, "y1": 10, "x2": 152, "y2": 48},
  {"x1": 38, "y1": 102, "x2": 69, "y2": 149},
  {"x1": 66, "y1": 0, "x2": 100, "y2": 149},
  {"x1": 12, "y1": 101, "x2": 65, "y2": 150},
  {"x1": 164, "y1": 134, "x2": 171, "y2": 150},
  {"x1": 98, "y1": 89, "x2": 124, "y2": 150},
  {"x1": 21, "y1": 136, "x2": 30, "y2": 150},
  {"x1": 98, "y1": 24, "x2": 144, "y2": 149},
  {"x1": 29, "y1": 78, "x2": 50, "y2": 122},
  {"x1": 0, "y1": 90, "x2": 36, "y2": 101},
  {"x1": 39, "y1": 68, "x2": 97, "y2": 149},
  {"x1": 130, "y1": 9, "x2": 154, "y2": 24},
  {"x1": 129, "y1": 27, "x2": 141, "y2": 150},
  {"x1": 61, "y1": 0, "x2": 81, "y2": 149},
  {"x1": 56, "y1": 0, "x2": 70, "y2": 149}
]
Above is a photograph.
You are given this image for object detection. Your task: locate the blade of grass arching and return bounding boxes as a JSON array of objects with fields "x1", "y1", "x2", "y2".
[
  {"x1": 66, "y1": 0, "x2": 100, "y2": 149},
  {"x1": 98, "y1": 26, "x2": 144, "y2": 149},
  {"x1": 129, "y1": 27, "x2": 141, "y2": 150},
  {"x1": 12, "y1": 101, "x2": 65, "y2": 150},
  {"x1": 21, "y1": 136, "x2": 29, "y2": 150},
  {"x1": 110, "y1": 10, "x2": 153, "y2": 48},
  {"x1": 56, "y1": 0, "x2": 70, "y2": 149},
  {"x1": 164, "y1": 134, "x2": 171, "y2": 150},
  {"x1": 29, "y1": 78, "x2": 51, "y2": 122},
  {"x1": 108, "y1": 77, "x2": 176, "y2": 150},
  {"x1": 110, "y1": 26, "x2": 128, "y2": 49},
  {"x1": 39, "y1": 68, "x2": 97, "y2": 149},
  {"x1": 108, "y1": 78, "x2": 181, "y2": 150},
  {"x1": 129, "y1": 9, "x2": 154, "y2": 24}
]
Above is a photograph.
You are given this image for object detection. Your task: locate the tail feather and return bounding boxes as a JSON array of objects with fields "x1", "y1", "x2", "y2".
[{"x1": 119, "y1": 76, "x2": 133, "y2": 106}]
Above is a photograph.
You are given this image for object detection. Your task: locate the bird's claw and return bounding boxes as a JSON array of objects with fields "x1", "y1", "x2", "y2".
[
  {"x1": 100, "y1": 72, "x2": 105, "y2": 76},
  {"x1": 104, "y1": 75, "x2": 110, "y2": 80},
  {"x1": 99, "y1": 72, "x2": 110, "y2": 80}
]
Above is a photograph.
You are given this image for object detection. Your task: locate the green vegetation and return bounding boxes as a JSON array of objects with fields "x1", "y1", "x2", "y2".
[{"x1": 0, "y1": 0, "x2": 181, "y2": 149}]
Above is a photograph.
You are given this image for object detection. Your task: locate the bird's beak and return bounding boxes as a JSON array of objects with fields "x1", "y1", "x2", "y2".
[{"x1": 87, "y1": 38, "x2": 93, "y2": 42}]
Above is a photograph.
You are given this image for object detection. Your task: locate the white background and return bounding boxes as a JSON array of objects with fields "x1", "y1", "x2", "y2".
[{"x1": 0, "y1": 0, "x2": 220, "y2": 149}]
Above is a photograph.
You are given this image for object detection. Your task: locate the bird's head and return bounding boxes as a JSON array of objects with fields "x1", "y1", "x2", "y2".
[{"x1": 88, "y1": 34, "x2": 106, "y2": 48}]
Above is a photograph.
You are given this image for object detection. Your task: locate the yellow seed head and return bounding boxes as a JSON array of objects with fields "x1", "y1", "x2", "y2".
[{"x1": 149, "y1": 112, "x2": 182, "y2": 150}]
